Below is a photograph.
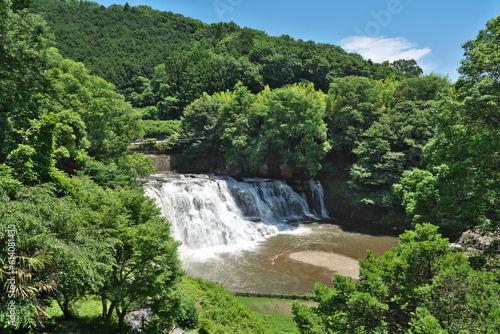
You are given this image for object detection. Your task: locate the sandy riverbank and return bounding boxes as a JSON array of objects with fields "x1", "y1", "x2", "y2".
[{"x1": 288, "y1": 250, "x2": 360, "y2": 279}]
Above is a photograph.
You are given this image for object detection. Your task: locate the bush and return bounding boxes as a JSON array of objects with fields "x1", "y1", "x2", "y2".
[
  {"x1": 154, "y1": 133, "x2": 180, "y2": 151},
  {"x1": 175, "y1": 298, "x2": 199, "y2": 330},
  {"x1": 138, "y1": 138, "x2": 157, "y2": 150},
  {"x1": 142, "y1": 120, "x2": 181, "y2": 139}
]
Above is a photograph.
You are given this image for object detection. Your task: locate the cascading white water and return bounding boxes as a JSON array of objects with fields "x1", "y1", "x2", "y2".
[
  {"x1": 144, "y1": 173, "x2": 399, "y2": 294},
  {"x1": 289, "y1": 180, "x2": 330, "y2": 219},
  {"x1": 143, "y1": 173, "x2": 329, "y2": 254}
]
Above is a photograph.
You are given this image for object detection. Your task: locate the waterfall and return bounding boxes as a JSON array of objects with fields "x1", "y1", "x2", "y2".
[{"x1": 143, "y1": 174, "x2": 329, "y2": 252}]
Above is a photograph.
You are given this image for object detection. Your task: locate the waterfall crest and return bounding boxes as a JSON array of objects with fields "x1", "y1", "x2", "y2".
[{"x1": 143, "y1": 174, "x2": 329, "y2": 251}]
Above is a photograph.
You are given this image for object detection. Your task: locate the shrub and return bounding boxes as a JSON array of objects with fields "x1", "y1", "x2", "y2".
[{"x1": 142, "y1": 120, "x2": 181, "y2": 139}]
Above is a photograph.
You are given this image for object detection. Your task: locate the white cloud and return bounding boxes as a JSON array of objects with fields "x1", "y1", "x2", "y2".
[{"x1": 339, "y1": 36, "x2": 431, "y2": 64}]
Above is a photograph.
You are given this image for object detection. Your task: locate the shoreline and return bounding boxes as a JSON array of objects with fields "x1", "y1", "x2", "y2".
[{"x1": 288, "y1": 250, "x2": 360, "y2": 279}]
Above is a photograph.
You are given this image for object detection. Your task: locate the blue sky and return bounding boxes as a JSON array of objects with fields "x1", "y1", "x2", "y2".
[{"x1": 95, "y1": 0, "x2": 500, "y2": 81}]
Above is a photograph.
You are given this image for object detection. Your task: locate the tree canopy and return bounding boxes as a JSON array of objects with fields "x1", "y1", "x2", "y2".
[
  {"x1": 293, "y1": 224, "x2": 500, "y2": 334},
  {"x1": 2, "y1": 0, "x2": 498, "y2": 331},
  {"x1": 30, "y1": 0, "x2": 411, "y2": 115},
  {"x1": 395, "y1": 15, "x2": 500, "y2": 251},
  {"x1": 0, "y1": 1, "x2": 181, "y2": 331}
]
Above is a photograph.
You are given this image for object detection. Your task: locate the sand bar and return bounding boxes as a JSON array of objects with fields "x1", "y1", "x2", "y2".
[{"x1": 288, "y1": 250, "x2": 360, "y2": 279}]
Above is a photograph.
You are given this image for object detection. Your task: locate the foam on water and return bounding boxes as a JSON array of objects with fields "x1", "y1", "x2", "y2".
[{"x1": 143, "y1": 173, "x2": 329, "y2": 260}]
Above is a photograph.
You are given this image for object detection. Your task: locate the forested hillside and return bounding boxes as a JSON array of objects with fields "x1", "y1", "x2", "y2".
[
  {"x1": 29, "y1": 0, "x2": 447, "y2": 223},
  {"x1": 1, "y1": 0, "x2": 498, "y2": 332},
  {"x1": 30, "y1": 0, "x2": 414, "y2": 118},
  {"x1": 22, "y1": 0, "x2": 500, "y2": 253}
]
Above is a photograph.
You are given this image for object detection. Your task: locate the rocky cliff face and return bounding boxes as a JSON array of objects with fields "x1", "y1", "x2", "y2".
[
  {"x1": 143, "y1": 151, "x2": 399, "y2": 228},
  {"x1": 145, "y1": 152, "x2": 219, "y2": 173},
  {"x1": 146, "y1": 150, "x2": 309, "y2": 180}
]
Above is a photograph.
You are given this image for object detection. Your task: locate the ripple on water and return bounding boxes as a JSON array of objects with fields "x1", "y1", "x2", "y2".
[{"x1": 182, "y1": 223, "x2": 398, "y2": 295}]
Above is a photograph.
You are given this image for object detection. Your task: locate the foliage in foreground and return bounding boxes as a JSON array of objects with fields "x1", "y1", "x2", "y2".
[
  {"x1": 293, "y1": 224, "x2": 500, "y2": 333},
  {"x1": 0, "y1": 177, "x2": 184, "y2": 332},
  {"x1": 0, "y1": 1, "x2": 178, "y2": 332}
]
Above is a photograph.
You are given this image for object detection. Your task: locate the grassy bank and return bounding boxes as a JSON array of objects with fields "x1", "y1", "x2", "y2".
[
  {"x1": 34, "y1": 298, "x2": 117, "y2": 334},
  {"x1": 235, "y1": 296, "x2": 316, "y2": 334},
  {"x1": 29, "y1": 283, "x2": 315, "y2": 333}
]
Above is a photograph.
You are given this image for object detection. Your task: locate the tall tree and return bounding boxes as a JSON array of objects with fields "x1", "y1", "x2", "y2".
[
  {"x1": 47, "y1": 53, "x2": 143, "y2": 167},
  {"x1": 252, "y1": 84, "x2": 330, "y2": 176},
  {"x1": 77, "y1": 183, "x2": 182, "y2": 330},
  {"x1": 395, "y1": 16, "x2": 500, "y2": 249},
  {"x1": 390, "y1": 59, "x2": 423, "y2": 78},
  {"x1": 458, "y1": 14, "x2": 500, "y2": 86},
  {"x1": 0, "y1": 0, "x2": 56, "y2": 183}
]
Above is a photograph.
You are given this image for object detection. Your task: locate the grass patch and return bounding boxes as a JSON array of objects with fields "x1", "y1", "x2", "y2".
[
  {"x1": 180, "y1": 277, "x2": 269, "y2": 333},
  {"x1": 33, "y1": 318, "x2": 118, "y2": 334},
  {"x1": 32, "y1": 297, "x2": 118, "y2": 334},
  {"x1": 32, "y1": 282, "x2": 294, "y2": 333},
  {"x1": 235, "y1": 296, "x2": 316, "y2": 334}
]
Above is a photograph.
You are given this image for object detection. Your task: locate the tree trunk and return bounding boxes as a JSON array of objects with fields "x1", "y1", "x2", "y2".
[
  {"x1": 116, "y1": 307, "x2": 127, "y2": 330},
  {"x1": 101, "y1": 295, "x2": 107, "y2": 320},
  {"x1": 106, "y1": 302, "x2": 116, "y2": 321},
  {"x1": 56, "y1": 297, "x2": 74, "y2": 319},
  {"x1": 101, "y1": 295, "x2": 116, "y2": 321}
]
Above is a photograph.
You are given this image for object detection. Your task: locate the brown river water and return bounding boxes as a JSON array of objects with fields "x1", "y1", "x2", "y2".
[
  {"x1": 143, "y1": 174, "x2": 399, "y2": 295},
  {"x1": 181, "y1": 222, "x2": 398, "y2": 295}
]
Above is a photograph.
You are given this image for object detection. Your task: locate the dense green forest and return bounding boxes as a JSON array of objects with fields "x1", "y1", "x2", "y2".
[
  {"x1": 29, "y1": 0, "x2": 450, "y2": 221},
  {"x1": 1, "y1": 0, "x2": 499, "y2": 332},
  {"x1": 30, "y1": 0, "x2": 416, "y2": 118}
]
